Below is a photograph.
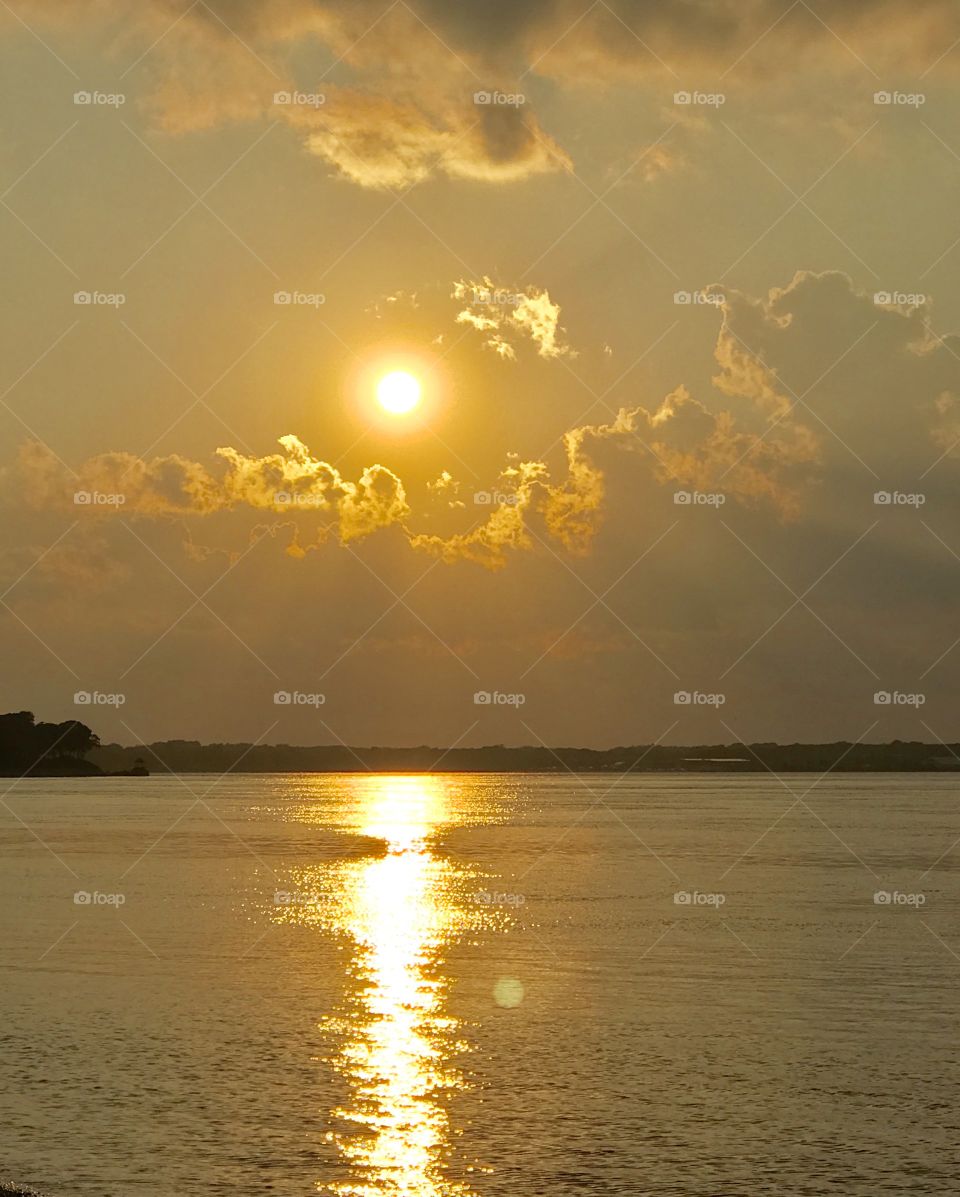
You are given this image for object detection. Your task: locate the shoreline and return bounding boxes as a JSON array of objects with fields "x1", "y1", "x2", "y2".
[
  {"x1": 6, "y1": 765, "x2": 960, "y2": 776},
  {"x1": 0, "y1": 769, "x2": 148, "y2": 780},
  {"x1": 88, "y1": 740, "x2": 960, "y2": 775},
  {"x1": 11, "y1": 766, "x2": 957, "y2": 775}
]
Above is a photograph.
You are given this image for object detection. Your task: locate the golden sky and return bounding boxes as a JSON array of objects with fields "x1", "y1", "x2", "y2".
[{"x1": 2, "y1": 0, "x2": 960, "y2": 747}]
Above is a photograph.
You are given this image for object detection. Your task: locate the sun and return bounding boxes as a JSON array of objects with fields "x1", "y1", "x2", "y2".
[{"x1": 376, "y1": 370, "x2": 421, "y2": 415}]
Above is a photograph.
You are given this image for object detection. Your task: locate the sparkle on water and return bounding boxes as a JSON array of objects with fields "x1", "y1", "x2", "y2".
[{"x1": 275, "y1": 775, "x2": 503, "y2": 1196}]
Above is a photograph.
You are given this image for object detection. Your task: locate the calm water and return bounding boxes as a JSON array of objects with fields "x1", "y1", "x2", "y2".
[{"x1": 1, "y1": 772, "x2": 959, "y2": 1196}]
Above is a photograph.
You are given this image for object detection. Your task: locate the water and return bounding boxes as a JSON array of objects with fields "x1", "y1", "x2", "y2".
[{"x1": 1, "y1": 772, "x2": 959, "y2": 1196}]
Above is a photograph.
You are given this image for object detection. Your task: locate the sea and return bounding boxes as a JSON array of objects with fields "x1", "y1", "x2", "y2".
[{"x1": 1, "y1": 772, "x2": 958, "y2": 1196}]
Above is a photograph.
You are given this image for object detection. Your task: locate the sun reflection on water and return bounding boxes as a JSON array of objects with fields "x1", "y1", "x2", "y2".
[{"x1": 276, "y1": 775, "x2": 495, "y2": 1197}]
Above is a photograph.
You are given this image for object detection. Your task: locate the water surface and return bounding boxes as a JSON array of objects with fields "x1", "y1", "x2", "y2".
[{"x1": 1, "y1": 772, "x2": 959, "y2": 1195}]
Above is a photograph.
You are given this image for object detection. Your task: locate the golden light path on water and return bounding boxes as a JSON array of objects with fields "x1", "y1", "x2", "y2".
[{"x1": 275, "y1": 775, "x2": 505, "y2": 1197}]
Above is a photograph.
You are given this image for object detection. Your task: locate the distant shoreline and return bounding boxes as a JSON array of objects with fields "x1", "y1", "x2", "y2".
[
  {"x1": 0, "y1": 765, "x2": 148, "y2": 779},
  {"x1": 5, "y1": 712, "x2": 959, "y2": 777},
  {"x1": 83, "y1": 740, "x2": 960, "y2": 774}
]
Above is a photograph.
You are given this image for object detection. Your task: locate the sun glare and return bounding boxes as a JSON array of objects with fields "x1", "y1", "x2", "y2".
[{"x1": 377, "y1": 370, "x2": 421, "y2": 415}]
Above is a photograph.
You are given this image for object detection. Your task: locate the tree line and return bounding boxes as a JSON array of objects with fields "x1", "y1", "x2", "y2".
[{"x1": 0, "y1": 710, "x2": 99, "y2": 774}]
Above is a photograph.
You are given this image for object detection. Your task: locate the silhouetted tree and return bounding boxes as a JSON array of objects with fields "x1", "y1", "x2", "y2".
[{"x1": 0, "y1": 712, "x2": 99, "y2": 772}]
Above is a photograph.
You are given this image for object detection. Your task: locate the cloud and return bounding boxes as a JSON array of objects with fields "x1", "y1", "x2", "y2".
[
  {"x1": 10, "y1": 0, "x2": 958, "y2": 196},
  {"x1": 278, "y1": 88, "x2": 569, "y2": 189},
  {"x1": 427, "y1": 471, "x2": 465, "y2": 509},
  {"x1": 409, "y1": 461, "x2": 544, "y2": 568},
  {"x1": 217, "y1": 435, "x2": 409, "y2": 541},
  {"x1": 15, "y1": 0, "x2": 960, "y2": 83},
  {"x1": 712, "y1": 270, "x2": 960, "y2": 485},
  {"x1": 17, "y1": 393, "x2": 801, "y2": 571},
  {"x1": 337, "y1": 463, "x2": 410, "y2": 541},
  {"x1": 409, "y1": 382, "x2": 814, "y2": 567},
  {"x1": 466, "y1": 0, "x2": 960, "y2": 79},
  {"x1": 9, "y1": 273, "x2": 958, "y2": 573},
  {"x1": 8, "y1": 0, "x2": 572, "y2": 189},
  {"x1": 12, "y1": 435, "x2": 409, "y2": 545},
  {"x1": 408, "y1": 500, "x2": 530, "y2": 569},
  {"x1": 453, "y1": 277, "x2": 575, "y2": 359},
  {"x1": 0, "y1": 531, "x2": 131, "y2": 597},
  {"x1": 411, "y1": 273, "x2": 960, "y2": 564}
]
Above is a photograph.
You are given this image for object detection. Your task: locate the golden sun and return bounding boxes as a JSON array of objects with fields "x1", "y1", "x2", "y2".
[{"x1": 376, "y1": 370, "x2": 421, "y2": 415}]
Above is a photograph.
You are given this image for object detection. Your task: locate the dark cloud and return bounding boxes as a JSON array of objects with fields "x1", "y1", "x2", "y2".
[
  {"x1": 136, "y1": 0, "x2": 960, "y2": 75},
  {"x1": 12, "y1": 0, "x2": 959, "y2": 187}
]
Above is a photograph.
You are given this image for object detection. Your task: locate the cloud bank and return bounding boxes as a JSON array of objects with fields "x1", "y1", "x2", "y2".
[
  {"x1": 9, "y1": 0, "x2": 959, "y2": 190},
  {"x1": 12, "y1": 273, "x2": 954, "y2": 569}
]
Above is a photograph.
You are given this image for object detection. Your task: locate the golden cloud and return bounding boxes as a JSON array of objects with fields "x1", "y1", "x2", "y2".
[
  {"x1": 16, "y1": 393, "x2": 805, "y2": 571},
  {"x1": 453, "y1": 277, "x2": 575, "y2": 360},
  {"x1": 13, "y1": 436, "x2": 409, "y2": 544},
  {"x1": 10, "y1": 0, "x2": 958, "y2": 197},
  {"x1": 13, "y1": 274, "x2": 955, "y2": 570},
  {"x1": 277, "y1": 89, "x2": 569, "y2": 189}
]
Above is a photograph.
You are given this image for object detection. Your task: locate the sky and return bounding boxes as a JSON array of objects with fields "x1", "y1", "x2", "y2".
[{"x1": 2, "y1": 0, "x2": 960, "y2": 749}]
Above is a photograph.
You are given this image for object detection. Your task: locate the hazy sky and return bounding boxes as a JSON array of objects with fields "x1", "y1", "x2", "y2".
[{"x1": 2, "y1": 0, "x2": 960, "y2": 749}]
